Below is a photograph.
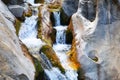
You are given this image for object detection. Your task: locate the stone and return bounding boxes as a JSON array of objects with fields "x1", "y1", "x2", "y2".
[
  {"x1": 0, "y1": 74, "x2": 14, "y2": 80},
  {"x1": 2, "y1": 0, "x2": 24, "y2": 5},
  {"x1": 62, "y1": 0, "x2": 79, "y2": 17},
  {"x1": 8, "y1": 5, "x2": 25, "y2": 21},
  {"x1": 38, "y1": 5, "x2": 54, "y2": 46},
  {"x1": 71, "y1": 0, "x2": 120, "y2": 80},
  {"x1": 60, "y1": 0, "x2": 79, "y2": 25},
  {"x1": 0, "y1": 1, "x2": 35, "y2": 80},
  {"x1": 78, "y1": 0, "x2": 96, "y2": 21}
]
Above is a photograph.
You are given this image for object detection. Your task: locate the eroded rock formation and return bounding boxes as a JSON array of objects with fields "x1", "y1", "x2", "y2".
[
  {"x1": 38, "y1": 5, "x2": 56, "y2": 46},
  {"x1": 71, "y1": 0, "x2": 120, "y2": 79},
  {"x1": 0, "y1": 1, "x2": 35, "y2": 80}
]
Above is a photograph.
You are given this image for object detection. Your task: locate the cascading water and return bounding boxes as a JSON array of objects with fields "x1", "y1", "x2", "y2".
[
  {"x1": 19, "y1": 0, "x2": 78, "y2": 79},
  {"x1": 54, "y1": 26, "x2": 66, "y2": 44},
  {"x1": 53, "y1": 11, "x2": 60, "y2": 26},
  {"x1": 52, "y1": 11, "x2": 78, "y2": 80}
]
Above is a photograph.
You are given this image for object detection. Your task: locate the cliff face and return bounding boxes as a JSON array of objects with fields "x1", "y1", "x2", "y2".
[
  {"x1": 62, "y1": 0, "x2": 79, "y2": 17},
  {"x1": 0, "y1": 1, "x2": 35, "y2": 80},
  {"x1": 71, "y1": 0, "x2": 120, "y2": 79}
]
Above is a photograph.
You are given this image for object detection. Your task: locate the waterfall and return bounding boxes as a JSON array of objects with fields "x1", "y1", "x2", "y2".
[
  {"x1": 53, "y1": 11, "x2": 78, "y2": 80},
  {"x1": 53, "y1": 11, "x2": 61, "y2": 26},
  {"x1": 39, "y1": 53, "x2": 53, "y2": 69},
  {"x1": 19, "y1": 0, "x2": 78, "y2": 79},
  {"x1": 19, "y1": 15, "x2": 38, "y2": 40},
  {"x1": 54, "y1": 26, "x2": 67, "y2": 44}
]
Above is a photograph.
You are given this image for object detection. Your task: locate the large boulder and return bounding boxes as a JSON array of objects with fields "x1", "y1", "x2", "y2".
[
  {"x1": 71, "y1": 0, "x2": 120, "y2": 80},
  {"x1": 0, "y1": 1, "x2": 35, "y2": 80},
  {"x1": 8, "y1": 5, "x2": 25, "y2": 21}
]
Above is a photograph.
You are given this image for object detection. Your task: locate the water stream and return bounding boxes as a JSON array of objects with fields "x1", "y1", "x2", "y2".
[
  {"x1": 19, "y1": 1, "x2": 78, "y2": 80},
  {"x1": 52, "y1": 11, "x2": 78, "y2": 80}
]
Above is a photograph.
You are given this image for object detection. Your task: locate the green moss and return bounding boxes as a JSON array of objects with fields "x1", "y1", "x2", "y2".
[
  {"x1": 24, "y1": 10, "x2": 32, "y2": 17},
  {"x1": 40, "y1": 45, "x2": 65, "y2": 73},
  {"x1": 14, "y1": 19, "x2": 21, "y2": 35},
  {"x1": 92, "y1": 57, "x2": 98, "y2": 62},
  {"x1": 37, "y1": 17, "x2": 43, "y2": 39},
  {"x1": 33, "y1": 57, "x2": 44, "y2": 80},
  {"x1": 48, "y1": 4, "x2": 61, "y2": 9},
  {"x1": 37, "y1": 15, "x2": 53, "y2": 46},
  {"x1": 34, "y1": 0, "x2": 44, "y2": 3}
]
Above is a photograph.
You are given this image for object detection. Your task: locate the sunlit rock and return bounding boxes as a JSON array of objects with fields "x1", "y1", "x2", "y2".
[
  {"x1": 71, "y1": 0, "x2": 120, "y2": 80},
  {"x1": 38, "y1": 5, "x2": 55, "y2": 46},
  {"x1": 0, "y1": 1, "x2": 35, "y2": 80}
]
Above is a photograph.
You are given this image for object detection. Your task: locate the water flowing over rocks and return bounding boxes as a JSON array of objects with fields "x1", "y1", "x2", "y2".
[{"x1": 0, "y1": 0, "x2": 120, "y2": 80}]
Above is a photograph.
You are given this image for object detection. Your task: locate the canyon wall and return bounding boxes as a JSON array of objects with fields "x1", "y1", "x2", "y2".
[
  {"x1": 0, "y1": 1, "x2": 35, "y2": 80},
  {"x1": 71, "y1": 0, "x2": 120, "y2": 79}
]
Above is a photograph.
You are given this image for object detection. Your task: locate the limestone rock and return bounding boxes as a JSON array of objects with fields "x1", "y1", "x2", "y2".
[
  {"x1": 71, "y1": 0, "x2": 120, "y2": 80},
  {"x1": 78, "y1": 0, "x2": 96, "y2": 21},
  {"x1": 0, "y1": 1, "x2": 35, "y2": 80},
  {"x1": 62, "y1": 0, "x2": 79, "y2": 17},
  {"x1": 38, "y1": 5, "x2": 54, "y2": 46}
]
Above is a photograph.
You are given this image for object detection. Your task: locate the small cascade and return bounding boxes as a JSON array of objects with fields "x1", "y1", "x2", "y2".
[
  {"x1": 19, "y1": 0, "x2": 78, "y2": 79},
  {"x1": 53, "y1": 11, "x2": 78, "y2": 80},
  {"x1": 54, "y1": 26, "x2": 67, "y2": 44},
  {"x1": 39, "y1": 53, "x2": 53, "y2": 69},
  {"x1": 53, "y1": 11, "x2": 61, "y2": 26},
  {"x1": 45, "y1": 68, "x2": 67, "y2": 80},
  {"x1": 18, "y1": 7, "x2": 44, "y2": 54},
  {"x1": 18, "y1": 1, "x2": 72, "y2": 80},
  {"x1": 19, "y1": 15, "x2": 38, "y2": 40}
]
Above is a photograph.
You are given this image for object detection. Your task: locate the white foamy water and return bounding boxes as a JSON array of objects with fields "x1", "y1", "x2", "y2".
[
  {"x1": 19, "y1": 2, "x2": 78, "y2": 79},
  {"x1": 19, "y1": 15, "x2": 38, "y2": 39},
  {"x1": 53, "y1": 11, "x2": 61, "y2": 26},
  {"x1": 45, "y1": 68, "x2": 67, "y2": 80},
  {"x1": 54, "y1": 26, "x2": 67, "y2": 44},
  {"x1": 19, "y1": 10, "x2": 45, "y2": 54},
  {"x1": 52, "y1": 11, "x2": 78, "y2": 80}
]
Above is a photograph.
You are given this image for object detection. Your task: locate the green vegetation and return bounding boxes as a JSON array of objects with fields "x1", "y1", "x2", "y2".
[
  {"x1": 34, "y1": 0, "x2": 44, "y2": 3},
  {"x1": 40, "y1": 45, "x2": 65, "y2": 73},
  {"x1": 24, "y1": 10, "x2": 32, "y2": 17},
  {"x1": 33, "y1": 57, "x2": 44, "y2": 80},
  {"x1": 14, "y1": 19, "x2": 21, "y2": 35},
  {"x1": 92, "y1": 56, "x2": 98, "y2": 62}
]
